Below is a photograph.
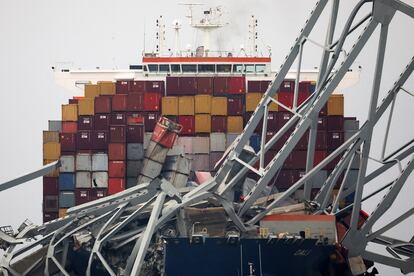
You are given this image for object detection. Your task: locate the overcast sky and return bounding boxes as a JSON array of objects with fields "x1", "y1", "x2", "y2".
[{"x1": 0, "y1": 0, "x2": 413, "y2": 274}]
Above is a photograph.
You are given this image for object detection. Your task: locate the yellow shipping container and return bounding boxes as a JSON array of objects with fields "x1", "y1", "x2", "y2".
[
  {"x1": 162, "y1": 97, "x2": 179, "y2": 115},
  {"x1": 43, "y1": 131, "x2": 60, "y2": 144},
  {"x1": 227, "y1": 116, "x2": 244, "y2": 133},
  {"x1": 78, "y1": 98, "x2": 95, "y2": 115},
  {"x1": 98, "y1": 81, "x2": 116, "y2": 95},
  {"x1": 62, "y1": 104, "x2": 78, "y2": 121},
  {"x1": 268, "y1": 94, "x2": 279, "y2": 112},
  {"x1": 178, "y1": 96, "x2": 195, "y2": 115},
  {"x1": 59, "y1": 208, "x2": 68, "y2": 218},
  {"x1": 195, "y1": 95, "x2": 212, "y2": 114},
  {"x1": 43, "y1": 142, "x2": 61, "y2": 160},
  {"x1": 195, "y1": 114, "x2": 211, "y2": 133},
  {"x1": 43, "y1": 159, "x2": 59, "y2": 177},
  {"x1": 246, "y1": 93, "x2": 263, "y2": 112},
  {"x1": 211, "y1": 97, "x2": 227, "y2": 115},
  {"x1": 327, "y1": 94, "x2": 344, "y2": 115},
  {"x1": 84, "y1": 84, "x2": 100, "y2": 98}
]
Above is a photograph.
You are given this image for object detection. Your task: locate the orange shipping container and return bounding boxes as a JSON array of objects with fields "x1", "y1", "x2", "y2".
[
  {"x1": 327, "y1": 94, "x2": 344, "y2": 116},
  {"x1": 84, "y1": 84, "x2": 100, "y2": 98},
  {"x1": 62, "y1": 104, "x2": 78, "y2": 121},
  {"x1": 59, "y1": 208, "x2": 68, "y2": 218},
  {"x1": 78, "y1": 98, "x2": 95, "y2": 115},
  {"x1": 43, "y1": 159, "x2": 60, "y2": 177},
  {"x1": 246, "y1": 93, "x2": 263, "y2": 112},
  {"x1": 195, "y1": 95, "x2": 212, "y2": 114},
  {"x1": 178, "y1": 96, "x2": 195, "y2": 115},
  {"x1": 227, "y1": 116, "x2": 244, "y2": 133},
  {"x1": 43, "y1": 131, "x2": 60, "y2": 144},
  {"x1": 43, "y1": 142, "x2": 61, "y2": 160},
  {"x1": 162, "y1": 97, "x2": 179, "y2": 115},
  {"x1": 195, "y1": 114, "x2": 211, "y2": 133},
  {"x1": 211, "y1": 97, "x2": 227, "y2": 116},
  {"x1": 98, "y1": 81, "x2": 116, "y2": 95}
]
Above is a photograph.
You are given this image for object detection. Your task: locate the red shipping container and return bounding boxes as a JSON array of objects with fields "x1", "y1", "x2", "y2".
[
  {"x1": 247, "y1": 81, "x2": 261, "y2": 92},
  {"x1": 108, "y1": 178, "x2": 125, "y2": 195},
  {"x1": 299, "y1": 81, "x2": 312, "y2": 93},
  {"x1": 109, "y1": 161, "x2": 126, "y2": 178},
  {"x1": 244, "y1": 112, "x2": 263, "y2": 134},
  {"x1": 62, "y1": 122, "x2": 77, "y2": 133},
  {"x1": 127, "y1": 93, "x2": 144, "y2": 111},
  {"x1": 90, "y1": 188, "x2": 107, "y2": 201},
  {"x1": 77, "y1": 131, "x2": 92, "y2": 150},
  {"x1": 279, "y1": 80, "x2": 295, "y2": 92},
  {"x1": 266, "y1": 112, "x2": 279, "y2": 131},
  {"x1": 285, "y1": 150, "x2": 307, "y2": 169},
  {"x1": 143, "y1": 92, "x2": 161, "y2": 111},
  {"x1": 144, "y1": 112, "x2": 160, "y2": 132},
  {"x1": 178, "y1": 116, "x2": 195, "y2": 135},
  {"x1": 43, "y1": 177, "x2": 58, "y2": 195},
  {"x1": 327, "y1": 131, "x2": 344, "y2": 150},
  {"x1": 320, "y1": 103, "x2": 328, "y2": 117},
  {"x1": 92, "y1": 130, "x2": 108, "y2": 150},
  {"x1": 211, "y1": 116, "x2": 227, "y2": 132},
  {"x1": 43, "y1": 212, "x2": 58, "y2": 223},
  {"x1": 110, "y1": 112, "x2": 126, "y2": 125},
  {"x1": 150, "y1": 117, "x2": 181, "y2": 148},
  {"x1": 109, "y1": 126, "x2": 126, "y2": 143},
  {"x1": 227, "y1": 95, "x2": 244, "y2": 115},
  {"x1": 130, "y1": 80, "x2": 145, "y2": 93},
  {"x1": 116, "y1": 80, "x2": 131, "y2": 94},
  {"x1": 60, "y1": 133, "x2": 76, "y2": 152},
  {"x1": 179, "y1": 77, "x2": 197, "y2": 95},
  {"x1": 112, "y1": 94, "x2": 128, "y2": 111},
  {"x1": 316, "y1": 130, "x2": 328, "y2": 150},
  {"x1": 127, "y1": 125, "x2": 144, "y2": 143},
  {"x1": 94, "y1": 114, "x2": 110, "y2": 130},
  {"x1": 78, "y1": 115, "x2": 94, "y2": 130},
  {"x1": 228, "y1": 76, "x2": 245, "y2": 94},
  {"x1": 327, "y1": 115, "x2": 344, "y2": 131},
  {"x1": 213, "y1": 77, "x2": 228, "y2": 95},
  {"x1": 75, "y1": 189, "x2": 90, "y2": 205},
  {"x1": 317, "y1": 117, "x2": 327, "y2": 131},
  {"x1": 166, "y1": 77, "x2": 180, "y2": 95},
  {"x1": 326, "y1": 152, "x2": 342, "y2": 170},
  {"x1": 277, "y1": 112, "x2": 293, "y2": 128},
  {"x1": 145, "y1": 80, "x2": 165, "y2": 93},
  {"x1": 197, "y1": 77, "x2": 213, "y2": 94},
  {"x1": 296, "y1": 131, "x2": 309, "y2": 151},
  {"x1": 127, "y1": 112, "x2": 145, "y2": 125},
  {"x1": 261, "y1": 81, "x2": 271, "y2": 93},
  {"x1": 95, "y1": 95, "x2": 112, "y2": 114},
  {"x1": 108, "y1": 143, "x2": 126, "y2": 160},
  {"x1": 276, "y1": 170, "x2": 300, "y2": 189},
  {"x1": 314, "y1": 150, "x2": 327, "y2": 167}
]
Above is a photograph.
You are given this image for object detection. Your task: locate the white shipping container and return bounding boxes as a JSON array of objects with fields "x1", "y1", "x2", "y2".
[
  {"x1": 188, "y1": 154, "x2": 210, "y2": 172},
  {"x1": 92, "y1": 172, "x2": 108, "y2": 188},
  {"x1": 163, "y1": 155, "x2": 191, "y2": 174},
  {"x1": 167, "y1": 145, "x2": 185, "y2": 156},
  {"x1": 176, "y1": 137, "x2": 193, "y2": 154},
  {"x1": 192, "y1": 137, "x2": 210, "y2": 154},
  {"x1": 92, "y1": 153, "x2": 108, "y2": 171},
  {"x1": 226, "y1": 134, "x2": 239, "y2": 148},
  {"x1": 141, "y1": 159, "x2": 163, "y2": 179},
  {"x1": 76, "y1": 172, "x2": 92, "y2": 188},
  {"x1": 76, "y1": 153, "x2": 92, "y2": 171},
  {"x1": 145, "y1": 141, "x2": 169, "y2": 163},
  {"x1": 143, "y1": 132, "x2": 152, "y2": 149},
  {"x1": 60, "y1": 155, "x2": 75, "y2": 172},
  {"x1": 162, "y1": 171, "x2": 188, "y2": 188},
  {"x1": 210, "y1": 133, "x2": 226, "y2": 152}
]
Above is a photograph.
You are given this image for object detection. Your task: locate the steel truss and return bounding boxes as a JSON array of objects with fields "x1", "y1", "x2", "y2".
[{"x1": 1, "y1": 0, "x2": 414, "y2": 275}]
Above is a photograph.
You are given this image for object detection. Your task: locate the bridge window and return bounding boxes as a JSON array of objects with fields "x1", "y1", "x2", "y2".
[
  {"x1": 171, "y1": 64, "x2": 181, "y2": 73},
  {"x1": 182, "y1": 64, "x2": 197, "y2": 73},
  {"x1": 233, "y1": 64, "x2": 243, "y2": 73},
  {"x1": 148, "y1": 64, "x2": 158, "y2": 73},
  {"x1": 245, "y1": 64, "x2": 255, "y2": 73},
  {"x1": 159, "y1": 64, "x2": 169, "y2": 73},
  {"x1": 256, "y1": 64, "x2": 266, "y2": 73},
  {"x1": 198, "y1": 64, "x2": 215, "y2": 73},
  {"x1": 217, "y1": 64, "x2": 231, "y2": 73}
]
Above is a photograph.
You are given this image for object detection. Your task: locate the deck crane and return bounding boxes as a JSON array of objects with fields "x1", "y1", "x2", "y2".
[{"x1": 1, "y1": 0, "x2": 414, "y2": 275}]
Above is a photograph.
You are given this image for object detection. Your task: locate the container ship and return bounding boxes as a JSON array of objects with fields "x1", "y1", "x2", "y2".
[{"x1": 4, "y1": 2, "x2": 411, "y2": 275}]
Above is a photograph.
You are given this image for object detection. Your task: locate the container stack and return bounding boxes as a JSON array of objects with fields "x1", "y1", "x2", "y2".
[{"x1": 42, "y1": 76, "x2": 358, "y2": 221}]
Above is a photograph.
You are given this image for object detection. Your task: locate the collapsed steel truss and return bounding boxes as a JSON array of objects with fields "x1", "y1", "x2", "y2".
[{"x1": 1, "y1": 0, "x2": 414, "y2": 275}]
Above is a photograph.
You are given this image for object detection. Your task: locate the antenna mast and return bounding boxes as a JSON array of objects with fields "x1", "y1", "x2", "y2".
[
  {"x1": 155, "y1": 15, "x2": 166, "y2": 55},
  {"x1": 248, "y1": 15, "x2": 258, "y2": 57}
]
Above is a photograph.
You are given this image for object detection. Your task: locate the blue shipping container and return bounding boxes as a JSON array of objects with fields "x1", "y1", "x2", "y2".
[
  {"x1": 58, "y1": 173, "x2": 75, "y2": 191},
  {"x1": 249, "y1": 134, "x2": 261, "y2": 153}
]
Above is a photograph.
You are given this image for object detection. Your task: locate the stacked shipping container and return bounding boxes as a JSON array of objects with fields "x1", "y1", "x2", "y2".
[{"x1": 42, "y1": 76, "x2": 358, "y2": 222}]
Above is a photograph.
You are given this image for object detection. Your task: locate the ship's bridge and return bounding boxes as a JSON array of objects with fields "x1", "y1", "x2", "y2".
[{"x1": 141, "y1": 56, "x2": 272, "y2": 76}]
